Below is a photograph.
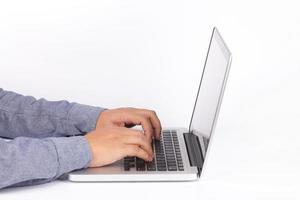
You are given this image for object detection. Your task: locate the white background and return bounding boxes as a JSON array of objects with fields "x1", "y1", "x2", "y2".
[{"x1": 0, "y1": 0, "x2": 300, "y2": 199}]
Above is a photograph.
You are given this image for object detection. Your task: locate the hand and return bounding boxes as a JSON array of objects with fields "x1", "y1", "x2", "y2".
[
  {"x1": 96, "y1": 108, "x2": 162, "y2": 140},
  {"x1": 84, "y1": 127, "x2": 153, "y2": 167}
]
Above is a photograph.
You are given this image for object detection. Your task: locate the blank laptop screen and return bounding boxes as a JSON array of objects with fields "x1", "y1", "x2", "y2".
[{"x1": 189, "y1": 28, "x2": 231, "y2": 142}]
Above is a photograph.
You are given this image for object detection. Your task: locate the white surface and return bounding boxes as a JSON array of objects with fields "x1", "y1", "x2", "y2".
[{"x1": 0, "y1": 0, "x2": 300, "y2": 199}]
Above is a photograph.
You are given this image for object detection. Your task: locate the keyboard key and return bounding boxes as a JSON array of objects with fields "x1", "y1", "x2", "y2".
[
  {"x1": 168, "y1": 166, "x2": 177, "y2": 171},
  {"x1": 147, "y1": 166, "x2": 156, "y2": 171},
  {"x1": 167, "y1": 163, "x2": 177, "y2": 167},
  {"x1": 157, "y1": 159, "x2": 166, "y2": 164},
  {"x1": 136, "y1": 158, "x2": 145, "y2": 171},
  {"x1": 178, "y1": 166, "x2": 184, "y2": 171},
  {"x1": 166, "y1": 155, "x2": 175, "y2": 159},
  {"x1": 157, "y1": 166, "x2": 167, "y2": 171},
  {"x1": 146, "y1": 161, "x2": 156, "y2": 171}
]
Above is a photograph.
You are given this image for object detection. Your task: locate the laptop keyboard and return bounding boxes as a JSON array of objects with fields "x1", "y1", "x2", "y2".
[{"x1": 124, "y1": 130, "x2": 184, "y2": 171}]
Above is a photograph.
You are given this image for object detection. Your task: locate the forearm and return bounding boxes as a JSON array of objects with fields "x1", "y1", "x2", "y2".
[
  {"x1": 0, "y1": 136, "x2": 91, "y2": 189},
  {"x1": 0, "y1": 88, "x2": 105, "y2": 138}
]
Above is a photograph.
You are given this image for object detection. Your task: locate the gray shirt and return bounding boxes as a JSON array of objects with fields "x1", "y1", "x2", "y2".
[{"x1": 0, "y1": 88, "x2": 105, "y2": 189}]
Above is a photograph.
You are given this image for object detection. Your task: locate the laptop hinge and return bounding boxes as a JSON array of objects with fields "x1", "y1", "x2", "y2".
[{"x1": 184, "y1": 132, "x2": 204, "y2": 169}]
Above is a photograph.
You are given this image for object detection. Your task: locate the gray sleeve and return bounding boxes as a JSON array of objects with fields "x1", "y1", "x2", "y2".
[
  {"x1": 0, "y1": 88, "x2": 105, "y2": 138},
  {"x1": 0, "y1": 136, "x2": 92, "y2": 189}
]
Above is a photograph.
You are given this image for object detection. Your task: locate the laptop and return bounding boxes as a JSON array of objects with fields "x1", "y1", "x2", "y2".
[{"x1": 68, "y1": 27, "x2": 232, "y2": 182}]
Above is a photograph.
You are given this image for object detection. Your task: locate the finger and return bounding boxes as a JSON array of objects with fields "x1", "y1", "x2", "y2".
[
  {"x1": 121, "y1": 128, "x2": 153, "y2": 154},
  {"x1": 123, "y1": 144, "x2": 152, "y2": 161},
  {"x1": 138, "y1": 109, "x2": 162, "y2": 139},
  {"x1": 123, "y1": 130, "x2": 153, "y2": 157},
  {"x1": 125, "y1": 113, "x2": 154, "y2": 141}
]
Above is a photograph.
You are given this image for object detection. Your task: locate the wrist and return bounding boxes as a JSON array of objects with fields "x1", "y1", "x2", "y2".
[
  {"x1": 84, "y1": 132, "x2": 97, "y2": 167},
  {"x1": 96, "y1": 109, "x2": 109, "y2": 128},
  {"x1": 68, "y1": 103, "x2": 106, "y2": 134}
]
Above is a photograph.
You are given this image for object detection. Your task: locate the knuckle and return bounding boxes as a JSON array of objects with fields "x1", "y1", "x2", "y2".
[
  {"x1": 134, "y1": 146, "x2": 141, "y2": 154},
  {"x1": 146, "y1": 109, "x2": 155, "y2": 116},
  {"x1": 139, "y1": 115, "x2": 146, "y2": 122},
  {"x1": 144, "y1": 145, "x2": 151, "y2": 153},
  {"x1": 150, "y1": 110, "x2": 156, "y2": 115}
]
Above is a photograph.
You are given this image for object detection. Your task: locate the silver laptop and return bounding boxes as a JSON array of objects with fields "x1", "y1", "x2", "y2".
[{"x1": 68, "y1": 27, "x2": 232, "y2": 182}]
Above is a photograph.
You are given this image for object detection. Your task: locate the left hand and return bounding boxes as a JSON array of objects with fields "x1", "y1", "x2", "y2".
[{"x1": 96, "y1": 107, "x2": 162, "y2": 141}]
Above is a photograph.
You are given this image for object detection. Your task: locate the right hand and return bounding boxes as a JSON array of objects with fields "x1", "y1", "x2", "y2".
[
  {"x1": 96, "y1": 108, "x2": 162, "y2": 141},
  {"x1": 84, "y1": 127, "x2": 154, "y2": 167}
]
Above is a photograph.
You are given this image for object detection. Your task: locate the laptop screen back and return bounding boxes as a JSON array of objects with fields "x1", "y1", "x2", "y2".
[{"x1": 189, "y1": 28, "x2": 231, "y2": 156}]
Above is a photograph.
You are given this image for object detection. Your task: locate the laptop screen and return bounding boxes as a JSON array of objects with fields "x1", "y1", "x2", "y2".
[{"x1": 188, "y1": 28, "x2": 231, "y2": 155}]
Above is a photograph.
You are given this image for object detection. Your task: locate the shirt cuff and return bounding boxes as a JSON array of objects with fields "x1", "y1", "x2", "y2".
[
  {"x1": 67, "y1": 103, "x2": 106, "y2": 135},
  {"x1": 48, "y1": 136, "x2": 92, "y2": 177}
]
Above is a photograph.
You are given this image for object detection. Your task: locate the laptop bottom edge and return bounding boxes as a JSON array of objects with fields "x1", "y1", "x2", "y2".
[{"x1": 68, "y1": 172, "x2": 199, "y2": 182}]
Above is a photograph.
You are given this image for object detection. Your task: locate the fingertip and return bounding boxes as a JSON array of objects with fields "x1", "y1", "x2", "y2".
[
  {"x1": 156, "y1": 126, "x2": 162, "y2": 136},
  {"x1": 155, "y1": 130, "x2": 161, "y2": 140},
  {"x1": 148, "y1": 154, "x2": 153, "y2": 161},
  {"x1": 156, "y1": 132, "x2": 161, "y2": 140}
]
